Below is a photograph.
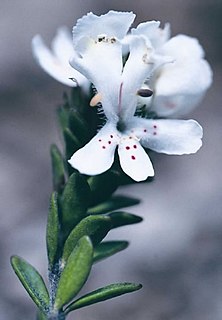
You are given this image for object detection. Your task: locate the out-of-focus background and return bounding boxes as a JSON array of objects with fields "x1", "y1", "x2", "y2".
[{"x1": 1, "y1": 0, "x2": 221, "y2": 319}]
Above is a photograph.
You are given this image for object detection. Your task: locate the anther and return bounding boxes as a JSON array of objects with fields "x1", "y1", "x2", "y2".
[
  {"x1": 90, "y1": 93, "x2": 102, "y2": 107},
  {"x1": 137, "y1": 88, "x2": 153, "y2": 97}
]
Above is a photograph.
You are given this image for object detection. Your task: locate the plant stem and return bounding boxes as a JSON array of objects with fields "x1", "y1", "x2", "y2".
[{"x1": 47, "y1": 311, "x2": 65, "y2": 320}]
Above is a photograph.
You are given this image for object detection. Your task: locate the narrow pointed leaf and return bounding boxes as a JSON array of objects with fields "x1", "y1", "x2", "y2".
[
  {"x1": 60, "y1": 173, "x2": 91, "y2": 239},
  {"x1": 50, "y1": 144, "x2": 66, "y2": 193},
  {"x1": 93, "y1": 241, "x2": 129, "y2": 263},
  {"x1": 47, "y1": 192, "x2": 60, "y2": 268},
  {"x1": 88, "y1": 196, "x2": 140, "y2": 215},
  {"x1": 108, "y1": 212, "x2": 143, "y2": 229},
  {"x1": 63, "y1": 128, "x2": 81, "y2": 159},
  {"x1": 65, "y1": 282, "x2": 142, "y2": 313},
  {"x1": 55, "y1": 236, "x2": 93, "y2": 309},
  {"x1": 88, "y1": 171, "x2": 120, "y2": 206},
  {"x1": 62, "y1": 215, "x2": 111, "y2": 264},
  {"x1": 70, "y1": 86, "x2": 87, "y2": 112},
  {"x1": 69, "y1": 109, "x2": 90, "y2": 143},
  {"x1": 11, "y1": 256, "x2": 49, "y2": 313},
  {"x1": 57, "y1": 104, "x2": 70, "y2": 132}
]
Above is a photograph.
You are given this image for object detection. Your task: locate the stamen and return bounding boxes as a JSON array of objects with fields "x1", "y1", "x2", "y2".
[
  {"x1": 90, "y1": 93, "x2": 102, "y2": 107},
  {"x1": 137, "y1": 88, "x2": 153, "y2": 97},
  {"x1": 97, "y1": 34, "x2": 106, "y2": 42}
]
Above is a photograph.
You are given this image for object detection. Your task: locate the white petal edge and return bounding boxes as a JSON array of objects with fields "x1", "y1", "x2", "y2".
[
  {"x1": 51, "y1": 26, "x2": 75, "y2": 65},
  {"x1": 132, "y1": 21, "x2": 171, "y2": 49},
  {"x1": 73, "y1": 11, "x2": 136, "y2": 45},
  {"x1": 68, "y1": 123, "x2": 119, "y2": 176},
  {"x1": 160, "y1": 34, "x2": 205, "y2": 60},
  {"x1": 32, "y1": 35, "x2": 88, "y2": 87},
  {"x1": 151, "y1": 58, "x2": 213, "y2": 117},
  {"x1": 130, "y1": 118, "x2": 203, "y2": 155},
  {"x1": 118, "y1": 136, "x2": 154, "y2": 182}
]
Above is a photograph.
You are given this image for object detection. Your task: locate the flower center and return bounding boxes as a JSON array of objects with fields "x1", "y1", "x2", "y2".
[{"x1": 116, "y1": 120, "x2": 127, "y2": 132}]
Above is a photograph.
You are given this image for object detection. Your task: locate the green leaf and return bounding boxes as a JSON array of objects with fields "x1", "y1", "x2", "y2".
[
  {"x1": 57, "y1": 104, "x2": 70, "y2": 132},
  {"x1": 50, "y1": 144, "x2": 66, "y2": 193},
  {"x1": 55, "y1": 236, "x2": 93, "y2": 310},
  {"x1": 63, "y1": 128, "x2": 81, "y2": 160},
  {"x1": 88, "y1": 195, "x2": 140, "y2": 215},
  {"x1": 62, "y1": 215, "x2": 111, "y2": 264},
  {"x1": 11, "y1": 256, "x2": 49, "y2": 313},
  {"x1": 93, "y1": 241, "x2": 129, "y2": 263},
  {"x1": 108, "y1": 212, "x2": 143, "y2": 229},
  {"x1": 65, "y1": 282, "x2": 142, "y2": 313},
  {"x1": 60, "y1": 173, "x2": 91, "y2": 239},
  {"x1": 69, "y1": 109, "x2": 90, "y2": 144},
  {"x1": 47, "y1": 192, "x2": 60, "y2": 268},
  {"x1": 88, "y1": 171, "x2": 120, "y2": 206},
  {"x1": 70, "y1": 86, "x2": 87, "y2": 112}
]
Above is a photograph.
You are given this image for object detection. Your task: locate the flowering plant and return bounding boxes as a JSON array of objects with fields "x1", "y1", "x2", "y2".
[{"x1": 11, "y1": 11, "x2": 212, "y2": 320}]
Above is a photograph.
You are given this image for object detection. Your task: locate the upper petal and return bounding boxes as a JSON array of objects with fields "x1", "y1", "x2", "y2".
[
  {"x1": 132, "y1": 21, "x2": 171, "y2": 49},
  {"x1": 68, "y1": 122, "x2": 119, "y2": 176},
  {"x1": 128, "y1": 117, "x2": 203, "y2": 155},
  {"x1": 120, "y1": 36, "x2": 155, "y2": 121},
  {"x1": 32, "y1": 34, "x2": 88, "y2": 88},
  {"x1": 70, "y1": 36, "x2": 122, "y2": 121},
  {"x1": 73, "y1": 11, "x2": 136, "y2": 46},
  {"x1": 118, "y1": 136, "x2": 154, "y2": 182}
]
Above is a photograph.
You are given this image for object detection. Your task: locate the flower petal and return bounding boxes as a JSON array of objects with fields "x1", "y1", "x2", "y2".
[
  {"x1": 32, "y1": 35, "x2": 88, "y2": 87},
  {"x1": 118, "y1": 136, "x2": 154, "y2": 182},
  {"x1": 132, "y1": 21, "x2": 170, "y2": 49},
  {"x1": 51, "y1": 26, "x2": 74, "y2": 65},
  {"x1": 73, "y1": 11, "x2": 136, "y2": 46},
  {"x1": 68, "y1": 123, "x2": 119, "y2": 176},
  {"x1": 70, "y1": 36, "x2": 122, "y2": 121},
  {"x1": 151, "y1": 58, "x2": 213, "y2": 117},
  {"x1": 120, "y1": 36, "x2": 155, "y2": 121},
  {"x1": 130, "y1": 118, "x2": 203, "y2": 155},
  {"x1": 160, "y1": 34, "x2": 205, "y2": 60}
]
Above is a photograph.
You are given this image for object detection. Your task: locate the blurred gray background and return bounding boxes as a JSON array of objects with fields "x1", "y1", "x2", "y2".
[{"x1": 1, "y1": 0, "x2": 222, "y2": 319}]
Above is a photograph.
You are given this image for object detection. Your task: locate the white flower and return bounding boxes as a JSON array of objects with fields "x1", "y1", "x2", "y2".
[
  {"x1": 32, "y1": 26, "x2": 89, "y2": 91},
  {"x1": 132, "y1": 21, "x2": 213, "y2": 117},
  {"x1": 68, "y1": 11, "x2": 203, "y2": 182}
]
